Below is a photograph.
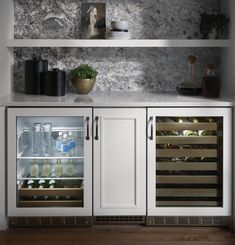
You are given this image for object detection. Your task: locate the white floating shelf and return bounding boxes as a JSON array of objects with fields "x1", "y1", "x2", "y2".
[{"x1": 7, "y1": 39, "x2": 230, "y2": 48}]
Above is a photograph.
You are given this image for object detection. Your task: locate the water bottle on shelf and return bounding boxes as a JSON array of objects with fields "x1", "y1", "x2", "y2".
[
  {"x1": 56, "y1": 132, "x2": 63, "y2": 153},
  {"x1": 61, "y1": 133, "x2": 70, "y2": 156},
  {"x1": 32, "y1": 123, "x2": 42, "y2": 156},
  {"x1": 30, "y1": 159, "x2": 39, "y2": 178},
  {"x1": 43, "y1": 123, "x2": 52, "y2": 156},
  {"x1": 68, "y1": 132, "x2": 76, "y2": 156}
]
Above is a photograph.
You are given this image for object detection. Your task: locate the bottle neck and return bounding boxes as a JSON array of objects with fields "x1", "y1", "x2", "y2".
[
  {"x1": 206, "y1": 68, "x2": 216, "y2": 76},
  {"x1": 188, "y1": 63, "x2": 195, "y2": 79}
]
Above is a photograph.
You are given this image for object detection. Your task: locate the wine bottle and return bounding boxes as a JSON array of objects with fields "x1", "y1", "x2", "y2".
[
  {"x1": 27, "y1": 179, "x2": 34, "y2": 189},
  {"x1": 27, "y1": 179, "x2": 36, "y2": 200},
  {"x1": 38, "y1": 179, "x2": 46, "y2": 200},
  {"x1": 183, "y1": 130, "x2": 198, "y2": 136},
  {"x1": 49, "y1": 179, "x2": 56, "y2": 200},
  {"x1": 38, "y1": 179, "x2": 45, "y2": 188}
]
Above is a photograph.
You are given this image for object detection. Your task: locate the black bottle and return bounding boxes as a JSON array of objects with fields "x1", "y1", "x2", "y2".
[
  {"x1": 202, "y1": 64, "x2": 220, "y2": 98},
  {"x1": 25, "y1": 56, "x2": 48, "y2": 95}
]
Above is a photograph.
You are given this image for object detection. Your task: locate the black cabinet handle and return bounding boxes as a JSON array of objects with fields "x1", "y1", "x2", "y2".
[
  {"x1": 95, "y1": 116, "x2": 99, "y2": 140},
  {"x1": 86, "y1": 117, "x2": 90, "y2": 140},
  {"x1": 149, "y1": 117, "x2": 154, "y2": 140}
]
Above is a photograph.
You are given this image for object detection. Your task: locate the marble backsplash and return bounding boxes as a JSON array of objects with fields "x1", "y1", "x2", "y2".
[
  {"x1": 14, "y1": 0, "x2": 222, "y2": 93},
  {"x1": 14, "y1": 47, "x2": 221, "y2": 93}
]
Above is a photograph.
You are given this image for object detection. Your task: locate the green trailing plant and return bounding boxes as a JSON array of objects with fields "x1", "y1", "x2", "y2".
[
  {"x1": 71, "y1": 64, "x2": 98, "y2": 80},
  {"x1": 200, "y1": 12, "x2": 229, "y2": 39}
]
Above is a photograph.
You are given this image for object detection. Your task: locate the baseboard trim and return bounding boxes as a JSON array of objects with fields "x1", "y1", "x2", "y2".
[
  {"x1": 0, "y1": 214, "x2": 7, "y2": 230},
  {"x1": 9, "y1": 216, "x2": 92, "y2": 228},
  {"x1": 93, "y1": 216, "x2": 146, "y2": 225},
  {"x1": 146, "y1": 216, "x2": 230, "y2": 226}
]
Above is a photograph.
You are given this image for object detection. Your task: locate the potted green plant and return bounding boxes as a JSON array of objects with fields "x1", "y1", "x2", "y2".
[
  {"x1": 71, "y1": 64, "x2": 98, "y2": 94},
  {"x1": 200, "y1": 12, "x2": 229, "y2": 39}
]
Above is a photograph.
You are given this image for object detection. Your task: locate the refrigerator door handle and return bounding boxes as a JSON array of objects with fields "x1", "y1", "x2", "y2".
[
  {"x1": 86, "y1": 117, "x2": 90, "y2": 140},
  {"x1": 148, "y1": 116, "x2": 154, "y2": 140},
  {"x1": 95, "y1": 116, "x2": 99, "y2": 140}
]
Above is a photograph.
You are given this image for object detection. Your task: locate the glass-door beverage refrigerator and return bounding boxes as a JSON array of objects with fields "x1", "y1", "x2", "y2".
[
  {"x1": 147, "y1": 108, "x2": 231, "y2": 217},
  {"x1": 7, "y1": 108, "x2": 92, "y2": 218}
]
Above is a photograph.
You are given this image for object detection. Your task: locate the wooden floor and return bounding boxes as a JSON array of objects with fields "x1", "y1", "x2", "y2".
[{"x1": 1, "y1": 226, "x2": 235, "y2": 245}]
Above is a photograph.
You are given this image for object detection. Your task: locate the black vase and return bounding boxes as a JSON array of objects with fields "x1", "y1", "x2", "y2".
[
  {"x1": 25, "y1": 57, "x2": 48, "y2": 95},
  {"x1": 44, "y1": 68, "x2": 66, "y2": 97}
]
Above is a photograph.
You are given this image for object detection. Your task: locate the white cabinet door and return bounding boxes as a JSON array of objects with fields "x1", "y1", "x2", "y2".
[
  {"x1": 94, "y1": 109, "x2": 146, "y2": 215},
  {"x1": 147, "y1": 108, "x2": 232, "y2": 217},
  {"x1": 0, "y1": 107, "x2": 6, "y2": 229},
  {"x1": 8, "y1": 108, "x2": 92, "y2": 217}
]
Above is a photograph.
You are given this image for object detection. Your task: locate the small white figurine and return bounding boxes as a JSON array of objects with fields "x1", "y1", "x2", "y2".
[{"x1": 87, "y1": 6, "x2": 99, "y2": 37}]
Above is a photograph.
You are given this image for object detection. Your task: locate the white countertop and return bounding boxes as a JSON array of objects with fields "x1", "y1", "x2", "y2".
[{"x1": 0, "y1": 92, "x2": 234, "y2": 107}]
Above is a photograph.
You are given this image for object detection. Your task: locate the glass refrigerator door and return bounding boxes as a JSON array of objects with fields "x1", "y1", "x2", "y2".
[
  {"x1": 147, "y1": 108, "x2": 231, "y2": 217},
  {"x1": 155, "y1": 116, "x2": 223, "y2": 208},
  {"x1": 16, "y1": 116, "x2": 86, "y2": 208},
  {"x1": 8, "y1": 108, "x2": 91, "y2": 215}
]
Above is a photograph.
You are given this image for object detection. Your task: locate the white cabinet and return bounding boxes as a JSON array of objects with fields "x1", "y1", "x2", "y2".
[
  {"x1": 5, "y1": 106, "x2": 232, "y2": 222},
  {"x1": 7, "y1": 108, "x2": 92, "y2": 217},
  {"x1": 94, "y1": 108, "x2": 146, "y2": 215},
  {"x1": 0, "y1": 107, "x2": 6, "y2": 229},
  {"x1": 147, "y1": 108, "x2": 232, "y2": 217}
]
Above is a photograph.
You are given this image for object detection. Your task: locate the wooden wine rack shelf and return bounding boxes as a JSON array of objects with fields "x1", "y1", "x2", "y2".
[
  {"x1": 156, "y1": 162, "x2": 218, "y2": 171},
  {"x1": 19, "y1": 188, "x2": 83, "y2": 196},
  {"x1": 156, "y1": 175, "x2": 219, "y2": 184},
  {"x1": 155, "y1": 201, "x2": 219, "y2": 207},
  {"x1": 156, "y1": 122, "x2": 218, "y2": 131},
  {"x1": 156, "y1": 136, "x2": 218, "y2": 144},
  {"x1": 156, "y1": 149, "x2": 218, "y2": 158},
  {"x1": 156, "y1": 188, "x2": 219, "y2": 197},
  {"x1": 19, "y1": 200, "x2": 83, "y2": 207}
]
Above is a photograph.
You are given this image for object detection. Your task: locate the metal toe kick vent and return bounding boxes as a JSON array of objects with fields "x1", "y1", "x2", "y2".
[
  {"x1": 9, "y1": 217, "x2": 92, "y2": 228},
  {"x1": 94, "y1": 216, "x2": 145, "y2": 225},
  {"x1": 146, "y1": 216, "x2": 229, "y2": 227}
]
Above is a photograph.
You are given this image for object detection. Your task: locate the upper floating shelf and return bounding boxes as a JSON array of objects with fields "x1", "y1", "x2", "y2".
[{"x1": 7, "y1": 39, "x2": 230, "y2": 48}]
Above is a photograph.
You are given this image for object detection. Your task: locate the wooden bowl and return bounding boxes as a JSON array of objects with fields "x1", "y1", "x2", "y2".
[{"x1": 72, "y1": 78, "x2": 96, "y2": 94}]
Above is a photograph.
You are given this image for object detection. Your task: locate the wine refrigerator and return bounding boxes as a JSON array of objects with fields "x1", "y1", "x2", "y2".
[
  {"x1": 147, "y1": 108, "x2": 231, "y2": 217},
  {"x1": 7, "y1": 108, "x2": 92, "y2": 218}
]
